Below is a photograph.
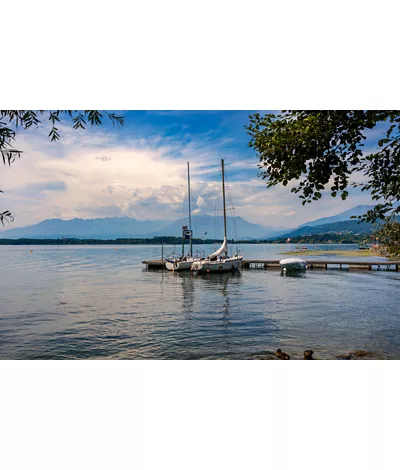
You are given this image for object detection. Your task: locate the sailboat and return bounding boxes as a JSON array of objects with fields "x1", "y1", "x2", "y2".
[
  {"x1": 165, "y1": 162, "x2": 202, "y2": 271},
  {"x1": 191, "y1": 159, "x2": 243, "y2": 273}
]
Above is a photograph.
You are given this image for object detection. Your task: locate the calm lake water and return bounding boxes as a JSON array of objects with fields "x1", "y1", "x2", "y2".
[{"x1": 1, "y1": 244, "x2": 399, "y2": 359}]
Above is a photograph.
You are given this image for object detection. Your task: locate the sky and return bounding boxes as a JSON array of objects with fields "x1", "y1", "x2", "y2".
[{"x1": 0, "y1": 110, "x2": 384, "y2": 231}]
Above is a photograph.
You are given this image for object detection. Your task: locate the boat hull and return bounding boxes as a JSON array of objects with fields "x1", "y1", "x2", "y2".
[
  {"x1": 191, "y1": 256, "x2": 243, "y2": 273},
  {"x1": 165, "y1": 258, "x2": 200, "y2": 271}
]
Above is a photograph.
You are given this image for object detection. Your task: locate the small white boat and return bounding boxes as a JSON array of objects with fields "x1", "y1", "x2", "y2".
[{"x1": 280, "y1": 258, "x2": 307, "y2": 271}]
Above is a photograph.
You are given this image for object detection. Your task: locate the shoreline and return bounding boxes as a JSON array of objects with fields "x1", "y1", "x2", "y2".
[{"x1": 279, "y1": 249, "x2": 379, "y2": 258}]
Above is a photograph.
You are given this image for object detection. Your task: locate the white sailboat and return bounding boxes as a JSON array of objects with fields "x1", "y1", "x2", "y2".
[
  {"x1": 165, "y1": 162, "x2": 202, "y2": 271},
  {"x1": 191, "y1": 159, "x2": 243, "y2": 273}
]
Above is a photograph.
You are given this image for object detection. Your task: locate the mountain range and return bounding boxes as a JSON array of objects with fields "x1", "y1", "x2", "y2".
[
  {"x1": 277, "y1": 219, "x2": 375, "y2": 239},
  {"x1": 0, "y1": 205, "x2": 385, "y2": 240},
  {"x1": 0, "y1": 214, "x2": 284, "y2": 240},
  {"x1": 297, "y1": 205, "x2": 375, "y2": 228}
]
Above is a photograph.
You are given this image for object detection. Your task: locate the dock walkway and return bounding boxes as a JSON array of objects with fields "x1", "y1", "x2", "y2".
[
  {"x1": 142, "y1": 259, "x2": 400, "y2": 271},
  {"x1": 242, "y1": 259, "x2": 399, "y2": 271}
]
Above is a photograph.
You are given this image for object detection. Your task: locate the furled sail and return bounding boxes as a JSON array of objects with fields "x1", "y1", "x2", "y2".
[{"x1": 208, "y1": 237, "x2": 228, "y2": 259}]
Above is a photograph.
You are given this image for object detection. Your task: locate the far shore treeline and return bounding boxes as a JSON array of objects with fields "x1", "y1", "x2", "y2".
[{"x1": 0, "y1": 233, "x2": 370, "y2": 245}]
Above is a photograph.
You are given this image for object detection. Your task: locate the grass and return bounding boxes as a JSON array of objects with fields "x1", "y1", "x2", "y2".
[{"x1": 279, "y1": 249, "x2": 379, "y2": 257}]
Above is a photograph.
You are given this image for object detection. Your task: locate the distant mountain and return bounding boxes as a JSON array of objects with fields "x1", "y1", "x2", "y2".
[
  {"x1": 0, "y1": 217, "x2": 171, "y2": 239},
  {"x1": 298, "y1": 205, "x2": 375, "y2": 228},
  {"x1": 2, "y1": 204, "x2": 395, "y2": 241},
  {"x1": 275, "y1": 219, "x2": 375, "y2": 239},
  {"x1": 0, "y1": 215, "x2": 281, "y2": 240},
  {"x1": 146, "y1": 214, "x2": 283, "y2": 240}
]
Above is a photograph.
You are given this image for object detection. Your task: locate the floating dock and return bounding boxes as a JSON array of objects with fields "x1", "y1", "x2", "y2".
[{"x1": 142, "y1": 259, "x2": 400, "y2": 271}]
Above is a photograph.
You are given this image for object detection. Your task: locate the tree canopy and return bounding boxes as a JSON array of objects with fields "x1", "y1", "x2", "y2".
[
  {"x1": 246, "y1": 111, "x2": 400, "y2": 223},
  {"x1": 0, "y1": 110, "x2": 124, "y2": 225},
  {"x1": 375, "y1": 220, "x2": 400, "y2": 259}
]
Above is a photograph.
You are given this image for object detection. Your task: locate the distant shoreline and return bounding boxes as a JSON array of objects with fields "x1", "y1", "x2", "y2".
[{"x1": 0, "y1": 237, "x2": 363, "y2": 246}]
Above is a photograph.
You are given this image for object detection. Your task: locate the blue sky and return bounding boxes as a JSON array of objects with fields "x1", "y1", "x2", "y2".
[{"x1": 0, "y1": 110, "x2": 383, "y2": 231}]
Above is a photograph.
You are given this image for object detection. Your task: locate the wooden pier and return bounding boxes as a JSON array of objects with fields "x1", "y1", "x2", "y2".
[
  {"x1": 142, "y1": 259, "x2": 400, "y2": 271},
  {"x1": 241, "y1": 259, "x2": 400, "y2": 271},
  {"x1": 142, "y1": 259, "x2": 166, "y2": 268}
]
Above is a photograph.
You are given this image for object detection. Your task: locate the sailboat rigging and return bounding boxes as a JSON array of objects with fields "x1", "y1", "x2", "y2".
[
  {"x1": 164, "y1": 162, "x2": 202, "y2": 271},
  {"x1": 191, "y1": 159, "x2": 243, "y2": 273}
]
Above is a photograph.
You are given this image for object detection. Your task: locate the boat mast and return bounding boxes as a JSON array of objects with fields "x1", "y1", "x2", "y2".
[
  {"x1": 187, "y1": 162, "x2": 192, "y2": 257},
  {"x1": 221, "y1": 158, "x2": 228, "y2": 256}
]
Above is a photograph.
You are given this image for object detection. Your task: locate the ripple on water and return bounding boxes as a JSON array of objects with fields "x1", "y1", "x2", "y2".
[{"x1": 1, "y1": 244, "x2": 399, "y2": 359}]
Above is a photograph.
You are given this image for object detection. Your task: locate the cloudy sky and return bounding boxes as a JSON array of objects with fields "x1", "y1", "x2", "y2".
[{"x1": 0, "y1": 110, "x2": 382, "y2": 231}]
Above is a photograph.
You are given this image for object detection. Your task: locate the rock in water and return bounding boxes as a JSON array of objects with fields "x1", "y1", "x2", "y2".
[
  {"x1": 353, "y1": 350, "x2": 373, "y2": 358},
  {"x1": 336, "y1": 350, "x2": 374, "y2": 359},
  {"x1": 336, "y1": 354, "x2": 352, "y2": 360},
  {"x1": 304, "y1": 350, "x2": 314, "y2": 360}
]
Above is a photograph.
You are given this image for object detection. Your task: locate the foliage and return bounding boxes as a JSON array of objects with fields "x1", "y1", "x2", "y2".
[
  {"x1": 272, "y1": 233, "x2": 368, "y2": 244},
  {"x1": 375, "y1": 221, "x2": 400, "y2": 259},
  {"x1": 0, "y1": 110, "x2": 124, "y2": 225},
  {"x1": 246, "y1": 111, "x2": 400, "y2": 223}
]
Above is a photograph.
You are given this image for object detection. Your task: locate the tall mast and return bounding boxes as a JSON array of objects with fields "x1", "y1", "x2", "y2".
[
  {"x1": 221, "y1": 158, "x2": 228, "y2": 256},
  {"x1": 187, "y1": 161, "x2": 192, "y2": 256}
]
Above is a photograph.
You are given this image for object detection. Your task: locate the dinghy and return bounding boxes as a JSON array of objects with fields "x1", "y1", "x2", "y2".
[{"x1": 279, "y1": 258, "x2": 307, "y2": 272}]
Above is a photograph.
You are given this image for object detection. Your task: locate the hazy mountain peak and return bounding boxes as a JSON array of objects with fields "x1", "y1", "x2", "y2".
[{"x1": 298, "y1": 205, "x2": 375, "y2": 228}]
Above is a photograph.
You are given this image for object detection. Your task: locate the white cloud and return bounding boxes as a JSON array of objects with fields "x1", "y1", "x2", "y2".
[
  {"x1": 0, "y1": 123, "x2": 377, "y2": 231},
  {"x1": 196, "y1": 196, "x2": 207, "y2": 208}
]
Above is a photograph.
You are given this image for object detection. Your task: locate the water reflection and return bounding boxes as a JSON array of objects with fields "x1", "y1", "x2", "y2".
[
  {"x1": 280, "y1": 270, "x2": 307, "y2": 278},
  {"x1": 167, "y1": 271, "x2": 244, "y2": 358},
  {"x1": 1, "y1": 245, "x2": 400, "y2": 359},
  {"x1": 175, "y1": 272, "x2": 196, "y2": 319},
  {"x1": 195, "y1": 272, "x2": 243, "y2": 358}
]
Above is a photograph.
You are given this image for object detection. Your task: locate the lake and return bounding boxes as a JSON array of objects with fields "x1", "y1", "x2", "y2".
[{"x1": 1, "y1": 244, "x2": 399, "y2": 359}]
